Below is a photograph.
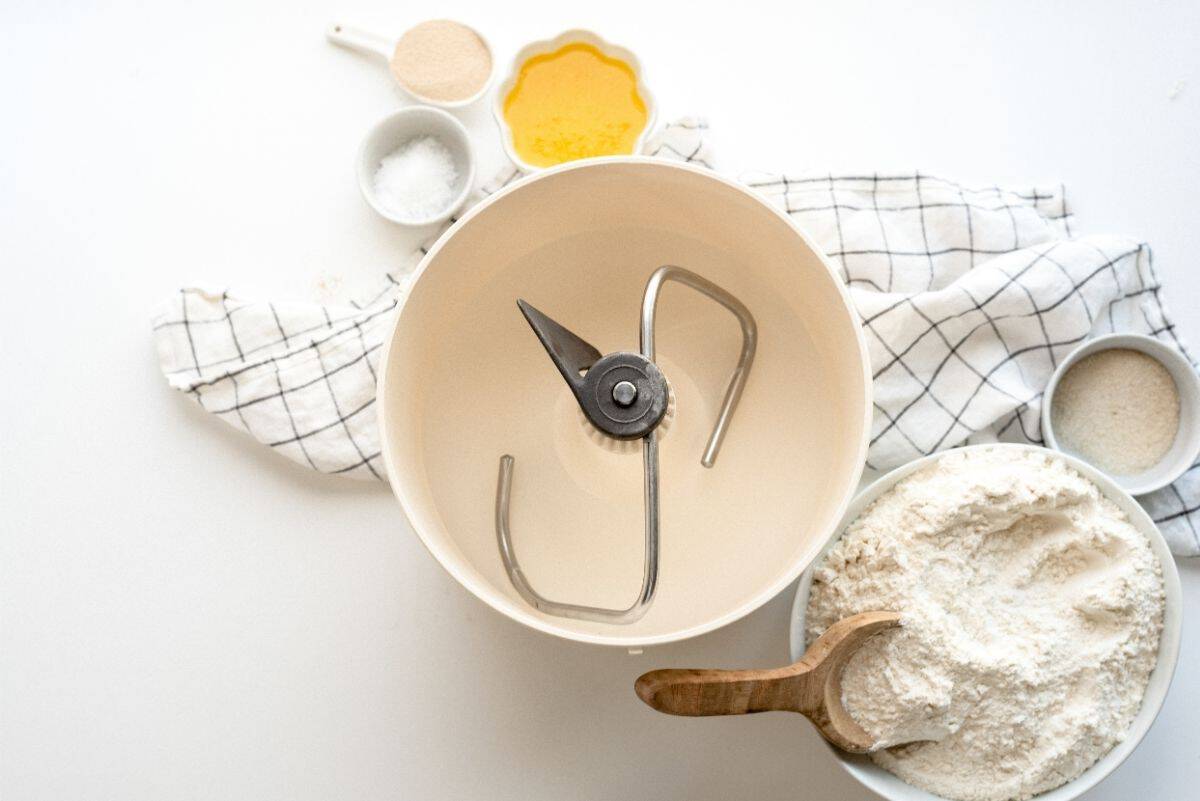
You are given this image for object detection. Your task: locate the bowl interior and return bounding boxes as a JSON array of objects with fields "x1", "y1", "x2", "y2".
[
  {"x1": 789, "y1": 443, "x2": 1182, "y2": 801},
  {"x1": 1041, "y1": 334, "x2": 1200, "y2": 496},
  {"x1": 358, "y1": 109, "x2": 474, "y2": 225},
  {"x1": 379, "y1": 159, "x2": 870, "y2": 645}
]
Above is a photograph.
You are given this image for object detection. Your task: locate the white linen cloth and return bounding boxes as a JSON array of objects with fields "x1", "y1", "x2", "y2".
[{"x1": 153, "y1": 119, "x2": 1199, "y2": 556}]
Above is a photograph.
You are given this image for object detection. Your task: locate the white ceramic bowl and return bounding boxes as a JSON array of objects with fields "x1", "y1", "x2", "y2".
[
  {"x1": 357, "y1": 106, "x2": 475, "y2": 227},
  {"x1": 492, "y1": 29, "x2": 657, "y2": 173},
  {"x1": 1041, "y1": 333, "x2": 1200, "y2": 496},
  {"x1": 789, "y1": 443, "x2": 1182, "y2": 801},
  {"x1": 377, "y1": 158, "x2": 871, "y2": 648}
]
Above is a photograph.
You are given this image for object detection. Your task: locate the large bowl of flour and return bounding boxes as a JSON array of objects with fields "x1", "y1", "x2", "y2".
[{"x1": 789, "y1": 444, "x2": 1181, "y2": 801}]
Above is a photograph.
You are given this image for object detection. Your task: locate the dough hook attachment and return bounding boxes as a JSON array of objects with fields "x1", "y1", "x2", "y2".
[{"x1": 495, "y1": 265, "x2": 757, "y2": 624}]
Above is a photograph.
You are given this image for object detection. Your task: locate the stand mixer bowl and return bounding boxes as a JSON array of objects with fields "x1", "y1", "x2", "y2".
[{"x1": 377, "y1": 158, "x2": 871, "y2": 648}]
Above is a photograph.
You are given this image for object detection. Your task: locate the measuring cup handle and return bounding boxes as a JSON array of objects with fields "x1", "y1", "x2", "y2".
[{"x1": 326, "y1": 23, "x2": 393, "y2": 60}]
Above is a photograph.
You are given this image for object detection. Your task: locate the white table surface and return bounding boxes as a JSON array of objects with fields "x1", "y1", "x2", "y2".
[{"x1": 2, "y1": 1, "x2": 1198, "y2": 799}]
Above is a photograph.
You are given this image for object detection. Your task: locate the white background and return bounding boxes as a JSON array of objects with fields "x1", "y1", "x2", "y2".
[{"x1": 2, "y1": 1, "x2": 1198, "y2": 799}]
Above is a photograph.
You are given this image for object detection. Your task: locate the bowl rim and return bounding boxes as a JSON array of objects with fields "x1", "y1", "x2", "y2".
[
  {"x1": 490, "y1": 29, "x2": 659, "y2": 174},
  {"x1": 788, "y1": 442, "x2": 1183, "y2": 801},
  {"x1": 356, "y1": 106, "x2": 477, "y2": 228},
  {"x1": 376, "y1": 156, "x2": 873, "y2": 647},
  {"x1": 1040, "y1": 332, "x2": 1200, "y2": 496}
]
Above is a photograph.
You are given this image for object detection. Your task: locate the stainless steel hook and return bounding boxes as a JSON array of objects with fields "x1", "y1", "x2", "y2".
[{"x1": 496, "y1": 265, "x2": 757, "y2": 624}]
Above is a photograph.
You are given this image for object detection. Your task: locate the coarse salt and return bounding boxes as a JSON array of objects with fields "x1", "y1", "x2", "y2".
[{"x1": 372, "y1": 135, "x2": 459, "y2": 223}]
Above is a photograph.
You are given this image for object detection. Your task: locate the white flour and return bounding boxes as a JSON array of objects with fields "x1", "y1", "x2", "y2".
[{"x1": 806, "y1": 448, "x2": 1164, "y2": 801}]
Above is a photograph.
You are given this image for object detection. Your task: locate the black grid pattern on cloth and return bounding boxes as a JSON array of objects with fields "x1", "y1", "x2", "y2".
[
  {"x1": 156, "y1": 288, "x2": 399, "y2": 479},
  {"x1": 745, "y1": 171, "x2": 1199, "y2": 555}
]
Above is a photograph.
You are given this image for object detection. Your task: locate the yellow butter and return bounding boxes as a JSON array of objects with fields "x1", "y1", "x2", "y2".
[{"x1": 503, "y1": 42, "x2": 648, "y2": 168}]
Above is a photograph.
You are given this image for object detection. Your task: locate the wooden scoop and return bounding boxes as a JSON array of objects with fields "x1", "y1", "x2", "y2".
[{"x1": 634, "y1": 610, "x2": 900, "y2": 753}]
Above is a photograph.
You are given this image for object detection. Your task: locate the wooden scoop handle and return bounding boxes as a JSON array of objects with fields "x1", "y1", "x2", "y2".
[
  {"x1": 635, "y1": 611, "x2": 900, "y2": 752},
  {"x1": 634, "y1": 665, "x2": 804, "y2": 716}
]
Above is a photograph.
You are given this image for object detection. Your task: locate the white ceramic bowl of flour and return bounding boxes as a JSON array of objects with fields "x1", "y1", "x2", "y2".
[{"x1": 789, "y1": 443, "x2": 1182, "y2": 801}]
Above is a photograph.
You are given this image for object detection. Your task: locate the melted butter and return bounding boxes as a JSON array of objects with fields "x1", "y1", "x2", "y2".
[{"x1": 503, "y1": 42, "x2": 648, "y2": 168}]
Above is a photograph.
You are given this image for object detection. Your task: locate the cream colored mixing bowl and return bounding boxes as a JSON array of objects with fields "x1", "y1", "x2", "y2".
[{"x1": 378, "y1": 158, "x2": 871, "y2": 647}]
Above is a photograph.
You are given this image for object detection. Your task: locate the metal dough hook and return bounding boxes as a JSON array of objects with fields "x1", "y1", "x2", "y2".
[{"x1": 495, "y1": 265, "x2": 757, "y2": 624}]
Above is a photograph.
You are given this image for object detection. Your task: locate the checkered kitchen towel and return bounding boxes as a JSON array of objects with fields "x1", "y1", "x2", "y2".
[{"x1": 153, "y1": 119, "x2": 1200, "y2": 556}]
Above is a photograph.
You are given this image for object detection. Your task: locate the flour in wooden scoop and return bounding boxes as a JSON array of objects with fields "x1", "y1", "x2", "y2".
[{"x1": 806, "y1": 448, "x2": 1164, "y2": 801}]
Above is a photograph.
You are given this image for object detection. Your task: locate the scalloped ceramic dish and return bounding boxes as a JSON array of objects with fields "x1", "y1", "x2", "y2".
[{"x1": 492, "y1": 29, "x2": 657, "y2": 173}]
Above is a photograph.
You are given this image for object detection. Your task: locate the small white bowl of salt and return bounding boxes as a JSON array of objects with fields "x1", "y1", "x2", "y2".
[
  {"x1": 357, "y1": 106, "x2": 475, "y2": 227},
  {"x1": 1042, "y1": 333, "x2": 1200, "y2": 495}
]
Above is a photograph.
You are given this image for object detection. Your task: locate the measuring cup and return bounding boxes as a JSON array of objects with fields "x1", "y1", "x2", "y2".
[{"x1": 326, "y1": 22, "x2": 494, "y2": 109}]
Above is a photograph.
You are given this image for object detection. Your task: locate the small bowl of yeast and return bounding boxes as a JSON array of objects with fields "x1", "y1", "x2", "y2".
[{"x1": 1041, "y1": 333, "x2": 1200, "y2": 496}]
